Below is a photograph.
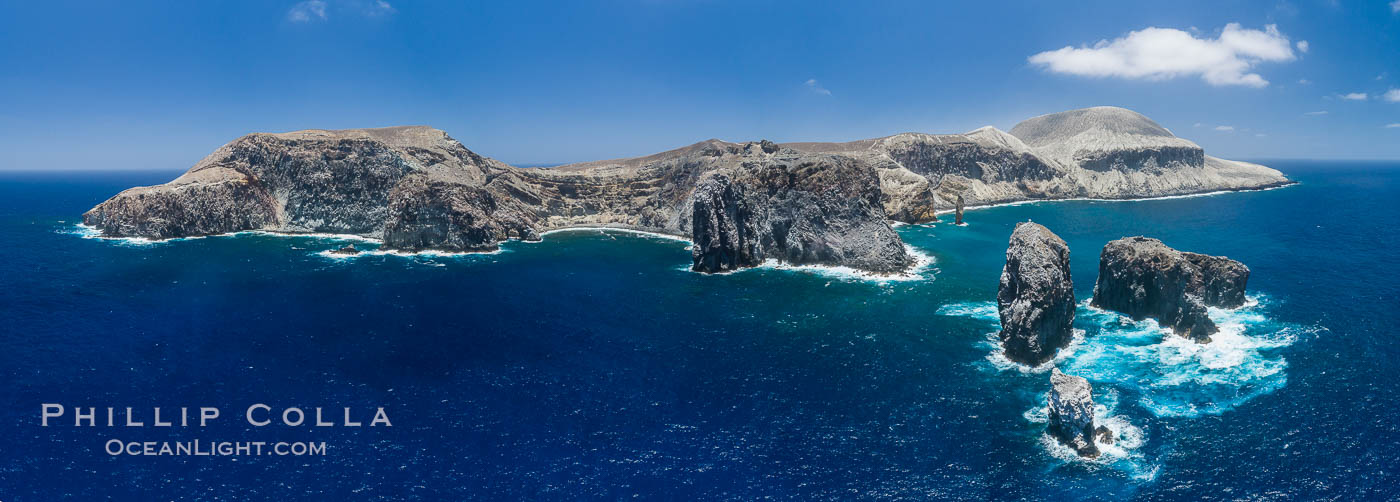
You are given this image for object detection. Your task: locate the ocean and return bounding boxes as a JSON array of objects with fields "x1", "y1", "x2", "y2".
[{"x1": 1, "y1": 161, "x2": 1396, "y2": 500}]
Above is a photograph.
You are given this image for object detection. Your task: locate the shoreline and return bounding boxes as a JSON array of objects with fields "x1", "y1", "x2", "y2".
[
  {"x1": 931, "y1": 182, "x2": 1297, "y2": 216},
  {"x1": 69, "y1": 182, "x2": 1286, "y2": 279},
  {"x1": 538, "y1": 226, "x2": 692, "y2": 243}
]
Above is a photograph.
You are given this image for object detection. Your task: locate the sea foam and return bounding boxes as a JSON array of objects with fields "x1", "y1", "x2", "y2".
[
  {"x1": 943, "y1": 296, "x2": 1309, "y2": 418},
  {"x1": 939, "y1": 294, "x2": 1318, "y2": 473},
  {"x1": 1025, "y1": 387, "x2": 1156, "y2": 480}
]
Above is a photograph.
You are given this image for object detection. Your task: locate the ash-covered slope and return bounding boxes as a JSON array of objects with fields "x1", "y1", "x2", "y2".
[
  {"x1": 1007, "y1": 106, "x2": 1291, "y2": 200},
  {"x1": 84, "y1": 106, "x2": 1291, "y2": 274}
]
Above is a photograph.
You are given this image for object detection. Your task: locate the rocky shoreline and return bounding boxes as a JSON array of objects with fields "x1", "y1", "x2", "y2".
[{"x1": 84, "y1": 106, "x2": 1292, "y2": 274}]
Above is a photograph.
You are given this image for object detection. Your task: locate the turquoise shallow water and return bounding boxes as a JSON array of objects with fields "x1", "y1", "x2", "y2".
[{"x1": 0, "y1": 162, "x2": 1397, "y2": 500}]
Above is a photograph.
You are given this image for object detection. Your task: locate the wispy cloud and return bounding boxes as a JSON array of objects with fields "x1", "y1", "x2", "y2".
[
  {"x1": 1303, "y1": 110, "x2": 1328, "y2": 116},
  {"x1": 804, "y1": 79, "x2": 832, "y2": 96},
  {"x1": 366, "y1": 0, "x2": 396, "y2": 17},
  {"x1": 288, "y1": 1, "x2": 395, "y2": 23},
  {"x1": 1385, "y1": 88, "x2": 1400, "y2": 103},
  {"x1": 1255, "y1": 133, "x2": 1268, "y2": 137},
  {"x1": 1028, "y1": 23, "x2": 1296, "y2": 87},
  {"x1": 1295, "y1": 40, "x2": 1309, "y2": 53},
  {"x1": 1340, "y1": 92, "x2": 1368, "y2": 101},
  {"x1": 1298, "y1": 79, "x2": 1311, "y2": 85},
  {"x1": 287, "y1": 0, "x2": 328, "y2": 22},
  {"x1": 1392, "y1": 0, "x2": 1400, "y2": 14},
  {"x1": 1214, "y1": 125, "x2": 1236, "y2": 132},
  {"x1": 1387, "y1": 123, "x2": 1400, "y2": 128}
]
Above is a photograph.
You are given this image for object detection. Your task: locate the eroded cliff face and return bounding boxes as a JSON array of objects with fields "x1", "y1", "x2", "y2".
[
  {"x1": 83, "y1": 126, "x2": 496, "y2": 239},
  {"x1": 81, "y1": 167, "x2": 281, "y2": 239},
  {"x1": 84, "y1": 107, "x2": 1292, "y2": 274},
  {"x1": 1090, "y1": 236, "x2": 1251, "y2": 342},
  {"x1": 381, "y1": 170, "x2": 541, "y2": 252},
  {"x1": 997, "y1": 222, "x2": 1076, "y2": 366},
  {"x1": 689, "y1": 151, "x2": 913, "y2": 273}
]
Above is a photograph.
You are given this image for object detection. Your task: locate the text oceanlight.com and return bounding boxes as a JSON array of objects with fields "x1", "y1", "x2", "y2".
[{"x1": 105, "y1": 439, "x2": 327, "y2": 456}]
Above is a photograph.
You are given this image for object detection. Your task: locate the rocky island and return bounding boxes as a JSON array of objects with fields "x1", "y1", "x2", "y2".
[
  {"x1": 1048, "y1": 368, "x2": 1114, "y2": 458},
  {"x1": 84, "y1": 106, "x2": 1291, "y2": 274},
  {"x1": 1092, "y1": 237, "x2": 1251, "y2": 341},
  {"x1": 996, "y1": 222, "x2": 1076, "y2": 366}
]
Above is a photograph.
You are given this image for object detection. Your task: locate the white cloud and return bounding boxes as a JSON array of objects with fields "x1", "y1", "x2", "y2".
[
  {"x1": 287, "y1": 0, "x2": 328, "y2": 22},
  {"x1": 1303, "y1": 110, "x2": 1328, "y2": 116},
  {"x1": 289, "y1": 1, "x2": 395, "y2": 23},
  {"x1": 1295, "y1": 40, "x2": 1309, "y2": 53},
  {"x1": 1392, "y1": 0, "x2": 1400, "y2": 14},
  {"x1": 1214, "y1": 125, "x2": 1236, "y2": 132},
  {"x1": 1385, "y1": 89, "x2": 1400, "y2": 102},
  {"x1": 1028, "y1": 23, "x2": 1296, "y2": 87},
  {"x1": 367, "y1": 0, "x2": 396, "y2": 16},
  {"x1": 1340, "y1": 92, "x2": 1368, "y2": 101},
  {"x1": 805, "y1": 79, "x2": 832, "y2": 96}
]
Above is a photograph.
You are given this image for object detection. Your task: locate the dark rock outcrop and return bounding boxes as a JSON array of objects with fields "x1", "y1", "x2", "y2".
[
  {"x1": 690, "y1": 174, "x2": 761, "y2": 272},
  {"x1": 997, "y1": 222, "x2": 1076, "y2": 366},
  {"x1": 382, "y1": 172, "x2": 540, "y2": 252},
  {"x1": 1048, "y1": 368, "x2": 1113, "y2": 458},
  {"x1": 1091, "y1": 236, "x2": 1251, "y2": 341},
  {"x1": 689, "y1": 153, "x2": 914, "y2": 273},
  {"x1": 330, "y1": 244, "x2": 359, "y2": 255}
]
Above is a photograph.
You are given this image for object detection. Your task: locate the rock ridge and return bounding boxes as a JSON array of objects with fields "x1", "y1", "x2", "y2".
[
  {"x1": 84, "y1": 107, "x2": 1292, "y2": 274},
  {"x1": 1091, "y1": 236, "x2": 1251, "y2": 341}
]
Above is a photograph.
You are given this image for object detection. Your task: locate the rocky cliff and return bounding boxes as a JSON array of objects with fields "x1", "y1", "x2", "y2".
[
  {"x1": 1090, "y1": 236, "x2": 1251, "y2": 341},
  {"x1": 1048, "y1": 368, "x2": 1113, "y2": 458},
  {"x1": 997, "y1": 222, "x2": 1076, "y2": 366},
  {"x1": 688, "y1": 151, "x2": 912, "y2": 273},
  {"x1": 85, "y1": 107, "x2": 1292, "y2": 274}
]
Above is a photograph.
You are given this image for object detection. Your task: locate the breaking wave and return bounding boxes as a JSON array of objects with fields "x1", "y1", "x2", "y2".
[
  {"x1": 748, "y1": 245, "x2": 936, "y2": 283},
  {"x1": 939, "y1": 294, "x2": 1318, "y2": 475},
  {"x1": 1064, "y1": 298, "x2": 1309, "y2": 418},
  {"x1": 695, "y1": 244, "x2": 938, "y2": 283},
  {"x1": 939, "y1": 295, "x2": 1308, "y2": 418},
  {"x1": 62, "y1": 223, "x2": 183, "y2": 246},
  {"x1": 1024, "y1": 388, "x2": 1157, "y2": 480}
]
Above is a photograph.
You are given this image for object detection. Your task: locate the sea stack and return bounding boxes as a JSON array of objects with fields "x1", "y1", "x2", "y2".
[
  {"x1": 1091, "y1": 237, "x2": 1250, "y2": 342},
  {"x1": 997, "y1": 222, "x2": 1076, "y2": 366},
  {"x1": 1048, "y1": 368, "x2": 1113, "y2": 458},
  {"x1": 954, "y1": 194, "x2": 965, "y2": 225}
]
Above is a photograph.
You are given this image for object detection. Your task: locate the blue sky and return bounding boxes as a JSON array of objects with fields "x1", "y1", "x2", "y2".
[{"x1": 2, "y1": 0, "x2": 1398, "y2": 170}]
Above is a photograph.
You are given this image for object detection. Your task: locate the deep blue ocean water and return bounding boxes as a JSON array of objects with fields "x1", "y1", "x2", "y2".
[{"x1": 1, "y1": 162, "x2": 1397, "y2": 500}]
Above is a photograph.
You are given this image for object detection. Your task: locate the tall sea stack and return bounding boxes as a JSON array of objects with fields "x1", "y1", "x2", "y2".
[
  {"x1": 996, "y1": 222, "x2": 1076, "y2": 366},
  {"x1": 954, "y1": 194, "x2": 965, "y2": 225},
  {"x1": 1091, "y1": 237, "x2": 1250, "y2": 342}
]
